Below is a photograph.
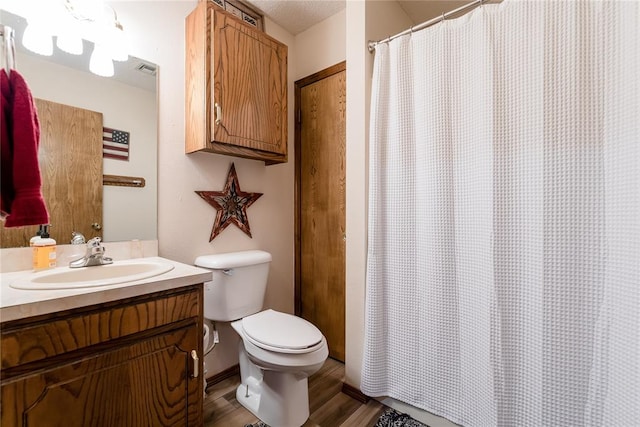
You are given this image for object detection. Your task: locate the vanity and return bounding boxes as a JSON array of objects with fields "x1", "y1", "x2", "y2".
[{"x1": 0, "y1": 257, "x2": 211, "y2": 427}]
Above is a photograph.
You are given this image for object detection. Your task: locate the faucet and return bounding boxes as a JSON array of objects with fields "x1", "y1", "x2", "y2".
[{"x1": 69, "y1": 237, "x2": 113, "y2": 268}]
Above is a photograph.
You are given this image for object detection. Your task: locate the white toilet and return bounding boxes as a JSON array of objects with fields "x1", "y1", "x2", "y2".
[{"x1": 195, "y1": 250, "x2": 328, "y2": 427}]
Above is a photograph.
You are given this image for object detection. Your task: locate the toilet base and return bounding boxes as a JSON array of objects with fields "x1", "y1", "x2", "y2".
[
  {"x1": 236, "y1": 370, "x2": 310, "y2": 427},
  {"x1": 236, "y1": 342, "x2": 311, "y2": 427}
]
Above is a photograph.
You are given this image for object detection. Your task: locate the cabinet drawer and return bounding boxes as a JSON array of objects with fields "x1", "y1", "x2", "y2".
[{"x1": 1, "y1": 287, "x2": 201, "y2": 371}]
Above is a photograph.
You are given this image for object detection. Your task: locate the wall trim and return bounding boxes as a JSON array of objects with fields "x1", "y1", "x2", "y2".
[
  {"x1": 205, "y1": 364, "x2": 240, "y2": 390},
  {"x1": 341, "y1": 381, "x2": 370, "y2": 404}
]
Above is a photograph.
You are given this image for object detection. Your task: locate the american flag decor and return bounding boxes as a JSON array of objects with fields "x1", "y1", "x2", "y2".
[{"x1": 103, "y1": 127, "x2": 130, "y2": 161}]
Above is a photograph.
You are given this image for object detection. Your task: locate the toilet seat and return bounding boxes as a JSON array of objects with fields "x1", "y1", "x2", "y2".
[{"x1": 242, "y1": 309, "x2": 324, "y2": 354}]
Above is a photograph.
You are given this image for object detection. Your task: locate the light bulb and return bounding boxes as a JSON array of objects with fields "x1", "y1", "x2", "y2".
[
  {"x1": 89, "y1": 44, "x2": 114, "y2": 77},
  {"x1": 56, "y1": 34, "x2": 83, "y2": 55},
  {"x1": 108, "y1": 21, "x2": 128, "y2": 62},
  {"x1": 55, "y1": 14, "x2": 83, "y2": 55},
  {"x1": 22, "y1": 21, "x2": 53, "y2": 56}
]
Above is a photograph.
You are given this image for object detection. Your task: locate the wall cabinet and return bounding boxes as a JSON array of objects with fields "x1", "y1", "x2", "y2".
[
  {"x1": 185, "y1": 1, "x2": 288, "y2": 165},
  {"x1": 0, "y1": 285, "x2": 203, "y2": 426}
]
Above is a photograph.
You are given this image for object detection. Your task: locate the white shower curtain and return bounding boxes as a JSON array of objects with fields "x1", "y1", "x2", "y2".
[{"x1": 362, "y1": 1, "x2": 639, "y2": 426}]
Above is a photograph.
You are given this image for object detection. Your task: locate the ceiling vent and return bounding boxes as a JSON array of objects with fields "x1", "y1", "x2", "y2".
[{"x1": 135, "y1": 62, "x2": 157, "y2": 76}]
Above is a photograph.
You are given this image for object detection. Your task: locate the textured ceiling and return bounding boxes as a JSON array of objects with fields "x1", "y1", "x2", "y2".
[
  {"x1": 243, "y1": 0, "x2": 474, "y2": 36},
  {"x1": 245, "y1": 0, "x2": 346, "y2": 35}
]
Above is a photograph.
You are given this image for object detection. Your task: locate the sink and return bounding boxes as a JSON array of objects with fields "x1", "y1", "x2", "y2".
[{"x1": 10, "y1": 259, "x2": 175, "y2": 290}]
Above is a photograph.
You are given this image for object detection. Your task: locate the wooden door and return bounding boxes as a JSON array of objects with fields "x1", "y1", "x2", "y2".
[
  {"x1": 295, "y1": 62, "x2": 346, "y2": 361},
  {"x1": 0, "y1": 99, "x2": 103, "y2": 247}
]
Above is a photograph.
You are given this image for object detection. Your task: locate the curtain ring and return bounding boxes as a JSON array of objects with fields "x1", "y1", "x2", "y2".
[{"x1": 441, "y1": 12, "x2": 446, "y2": 21}]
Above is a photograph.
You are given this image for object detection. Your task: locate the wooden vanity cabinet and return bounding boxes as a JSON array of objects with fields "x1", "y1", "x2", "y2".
[
  {"x1": 0, "y1": 285, "x2": 203, "y2": 427},
  {"x1": 185, "y1": 1, "x2": 288, "y2": 164}
]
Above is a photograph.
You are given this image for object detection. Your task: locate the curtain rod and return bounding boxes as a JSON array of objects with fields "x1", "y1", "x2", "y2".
[{"x1": 368, "y1": 0, "x2": 489, "y2": 53}]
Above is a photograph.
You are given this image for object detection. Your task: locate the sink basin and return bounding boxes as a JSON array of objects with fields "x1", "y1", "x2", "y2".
[{"x1": 10, "y1": 259, "x2": 175, "y2": 290}]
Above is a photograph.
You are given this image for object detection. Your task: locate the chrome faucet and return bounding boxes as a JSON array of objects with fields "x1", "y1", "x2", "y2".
[{"x1": 69, "y1": 237, "x2": 113, "y2": 268}]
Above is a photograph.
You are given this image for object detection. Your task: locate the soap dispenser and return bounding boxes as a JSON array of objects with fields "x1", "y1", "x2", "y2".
[
  {"x1": 29, "y1": 225, "x2": 45, "y2": 246},
  {"x1": 33, "y1": 225, "x2": 57, "y2": 270}
]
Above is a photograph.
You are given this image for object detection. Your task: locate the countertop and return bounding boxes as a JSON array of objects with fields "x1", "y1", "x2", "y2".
[{"x1": 0, "y1": 257, "x2": 212, "y2": 323}]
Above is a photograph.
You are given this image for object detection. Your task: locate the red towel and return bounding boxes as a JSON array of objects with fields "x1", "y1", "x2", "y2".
[
  {"x1": 1, "y1": 69, "x2": 13, "y2": 218},
  {"x1": 0, "y1": 69, "x2": 49, "y2": 227}
]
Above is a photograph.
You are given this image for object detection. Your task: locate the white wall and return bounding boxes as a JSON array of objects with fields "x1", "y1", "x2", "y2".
[
  {"x1": 293, "y1": 8, "x2": 345, "y2": 80},
  {"x1": 113, "y1": 1, "x2": 296, "y2": 376},
  {"x1": 13, "y1": 52, "x2": 157, "y2": 243}
]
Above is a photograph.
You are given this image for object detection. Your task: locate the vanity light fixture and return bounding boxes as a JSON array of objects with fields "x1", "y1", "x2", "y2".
[
  {"x1": 55, "y1": 7, "x2": 83, "y2": 55},
  {"x1": 20, "y1": 0, "x2": 128, "y2": 77},
  {"x1": 56, "y1": 29, "x2": 83, "y2": 56},
  {"x1": 105, "y1": 8, "x2": 127, "y2": 62}
]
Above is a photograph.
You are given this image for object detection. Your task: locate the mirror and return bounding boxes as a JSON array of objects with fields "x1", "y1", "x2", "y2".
[{"x1": 0, "y1": 9, "x2": 157, "y2": 248}]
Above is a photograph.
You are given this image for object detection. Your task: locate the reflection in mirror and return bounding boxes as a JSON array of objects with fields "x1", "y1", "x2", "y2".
[{"x1": 0, "y1": 10, "x2": 157, "y2": 248}]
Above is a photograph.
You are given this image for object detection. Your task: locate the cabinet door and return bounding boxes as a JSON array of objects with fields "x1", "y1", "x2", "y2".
[
  {"x1": 211, "y1": 8, "x2": 287, "y2": 156},
  {"x1": 1, "y1": 326, "x2": 201, "y2": 427}
]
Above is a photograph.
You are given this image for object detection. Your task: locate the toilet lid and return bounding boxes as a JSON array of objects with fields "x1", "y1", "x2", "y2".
[{"x1": 242, "y1": 309, "x2": 323, "y2": 352}]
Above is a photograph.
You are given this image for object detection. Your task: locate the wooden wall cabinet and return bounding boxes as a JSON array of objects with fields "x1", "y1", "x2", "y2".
[
  {"x1": 185, "y1": 1, "x2": 288, "y2": 165},
  {"x1": 0, "y1": 285, "x2": 203, "y2": 427}
]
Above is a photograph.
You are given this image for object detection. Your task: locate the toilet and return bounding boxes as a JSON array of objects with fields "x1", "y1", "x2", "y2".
[{"x1": 195, "y1": 250, "x2": 328, "y2": 427}]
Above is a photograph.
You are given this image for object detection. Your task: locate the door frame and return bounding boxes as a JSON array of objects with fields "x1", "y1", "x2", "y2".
[{"x1": 294, "y1": 60, "x2": 347, "y2": 316}]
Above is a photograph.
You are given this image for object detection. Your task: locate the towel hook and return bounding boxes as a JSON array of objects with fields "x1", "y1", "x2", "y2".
[{"x1": 1, "y1": 24, "x2": 16, "y2": 73}]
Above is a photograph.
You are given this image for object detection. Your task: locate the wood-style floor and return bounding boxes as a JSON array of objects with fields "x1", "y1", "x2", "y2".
[{"x1": 204, "y1": 358, "x2": 386, "y2": 426}]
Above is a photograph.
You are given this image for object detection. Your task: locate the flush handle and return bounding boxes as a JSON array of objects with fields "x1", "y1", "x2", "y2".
[
  {"x1": 191, "y1": 350, "x2": 199, "y2": 378},
  {"x1": 222, "y1": 269, "x2": 233, "y2": 276}
]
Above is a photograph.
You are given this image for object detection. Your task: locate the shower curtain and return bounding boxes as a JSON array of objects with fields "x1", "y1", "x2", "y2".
[{"x1": 362, "y1": 1, "x2": 639, "y2": 426}]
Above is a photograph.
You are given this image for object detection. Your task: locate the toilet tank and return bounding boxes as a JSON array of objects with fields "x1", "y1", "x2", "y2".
[{"x1": 195, "y1": 250, "x2": 272, "y2": 321}]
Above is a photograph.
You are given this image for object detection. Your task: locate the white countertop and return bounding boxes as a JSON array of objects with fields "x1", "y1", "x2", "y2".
[{"x1": 0, "y1": 257, "x2": 212, "y2": 322}]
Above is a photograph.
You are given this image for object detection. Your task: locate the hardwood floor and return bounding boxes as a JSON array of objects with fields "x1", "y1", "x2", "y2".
[{"x1": 204, "y1": 358, "x2": 386, "y2": 426}]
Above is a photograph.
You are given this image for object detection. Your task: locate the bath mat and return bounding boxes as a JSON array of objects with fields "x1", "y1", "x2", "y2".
[
  {"x1": 244, "y1": 422, "x2": 267, "y2": 427},
  {"x1": 374, "y1": 408, "x2": 430, "y2": 427}
]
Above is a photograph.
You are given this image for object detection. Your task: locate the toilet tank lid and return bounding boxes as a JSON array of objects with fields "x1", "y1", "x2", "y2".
[{"x1": 194, "y1": 250, "x2": 272, "y2": 269}]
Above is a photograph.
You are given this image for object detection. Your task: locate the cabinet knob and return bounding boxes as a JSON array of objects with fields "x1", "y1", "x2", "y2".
[{"x1": 191, "y1": 350, "x2": 199, "y2": 378}]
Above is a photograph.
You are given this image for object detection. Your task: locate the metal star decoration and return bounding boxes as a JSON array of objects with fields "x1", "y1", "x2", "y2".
[{"x1": 195, "y1": 163, "x2": 263, "y2": 241}]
